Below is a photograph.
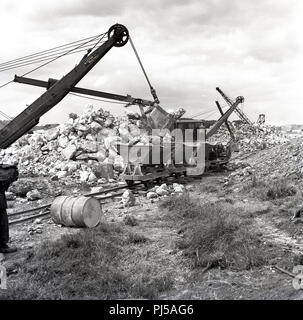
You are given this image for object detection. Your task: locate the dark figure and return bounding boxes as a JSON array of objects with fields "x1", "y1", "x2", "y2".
[
  {"x1": 0, "y1": 189, "x2": 9, "y2": 249},
  {"x1": 0, "y1": 165, "x2": 18, "y2": 254}
]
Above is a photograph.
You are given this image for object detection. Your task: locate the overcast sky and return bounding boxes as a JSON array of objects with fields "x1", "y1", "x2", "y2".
[{"x1": 0, "y1": 0, "x2": 302, "y2": 125}]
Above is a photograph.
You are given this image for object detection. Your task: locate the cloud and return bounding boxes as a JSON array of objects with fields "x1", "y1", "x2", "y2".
[{"x1": 0, "y1": 0, "x2": 302, "y2": 125}]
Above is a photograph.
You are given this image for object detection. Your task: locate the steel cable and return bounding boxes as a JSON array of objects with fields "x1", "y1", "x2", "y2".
[
  {"x1": 69, "y1": 92, "x2": 127, "y2": 105},
  {"x1": 0, "y1": 32, "x2": 107, "y2": 89},
  {"x1": 0, "y1": 43, "x2": 106, "y2": 73},
  {"x1": 0, "y1": 32, "x2": 107, "y2": 68}
]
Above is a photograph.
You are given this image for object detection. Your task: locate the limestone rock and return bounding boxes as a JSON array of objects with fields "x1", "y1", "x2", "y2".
[
  {"x1": 5, "y1": 192, "x2": 16, "y2": 201},
  {"x1": 122, "y1": 190, "x2": 136, "y2": 207},
  {"x1": 90, "y1": 186, "x2": 103, "y2": 194},
  {"x1": 57, "y1": 171, "x2": 68, "y2": 179},
  {"x1": 61, "y1": 144, "x2": 77, "y2": 160},
  {"x1": 57, "y1": 136, "x2": 69, "y2": 149},
  {"x1": 147, "y1": 192, "x2": 158, "y2": 200},
  {"x1": 26, "y1": 189, "x2": 42, "y2": 201},
  {"x1": 79, "y1": 171, "x2": 90, "y2": 182},
  {"x1": 79, "y1": 140, "x2": 98, "y2": 153},
  {"x1": 156, "y1": 184, "x2": 170, "y2": 196},
  {"x1": 173, "y1": 183, "x2": 185, "y2": 193},
  {"x1": 88, "y1": 172, "x2": 98, "y2": 182}
]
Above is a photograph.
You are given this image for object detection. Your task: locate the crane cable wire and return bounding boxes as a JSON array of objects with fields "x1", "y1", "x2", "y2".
[
  {"x1": 0, "y1": 42, "x2": 107, "y2": 73},
  {"x1": 1, "y1": 31, "x2": 161, "y2": 111},
  {"x1": 69, "y1": 92, "x2": 127, "y2": 105},
  {"x1": 0, "y1": 33, "x2": 107, "y2": 68},
  {"x1": 192, "y1": 102, "x2": 229, "y2": 118},
  {"x1": 191, "y1": 108, "x2": 217, "y2": 118},
  {"x1": 0, "y1": 32, "x2": 107, "y2": 89},
  {"x1": 0, "y1": 109, "x2": 12, "y2": 120},
  {"x1": 0, "y1": 79, "x2": 14, "y2": 90},
  {"x1": 129, "y1": 36, "x2": 153, "y2": 90},
  {"x1": 204, "y1": 109, "x2": 219, "y2": 120},
  {"x1": 190, "y1": 108, "x2": 220, "y2": 119},
  {"x1": 190, "y1": 103, "x2": 229, "y2": 119},
  {"x1": 128, "y1": 36, "x2": 160, "y2": 103}
]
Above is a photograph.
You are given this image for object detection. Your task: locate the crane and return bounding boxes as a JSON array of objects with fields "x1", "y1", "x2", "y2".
[
  {"x1": 13, "y1": 75, "x2": 155, "y2": 108},
  {"x1": 0, "y1": 23, "x2": 131, "y2": 204},
  {"x1": 0, "y1": 24, "x2": 245, "y2": 191},
  {"x1": 215, "y1": 101, "x2": 235, "y2": 141},
  {"x1": 0, "y1": 24, "x2": 131, "y2": 150},
  {"x1": 216, "y1": 87, "x2": 252, "y2": 125},
  {"x1": 206, "y1": 96, "x2": 244, "y2": 139}
]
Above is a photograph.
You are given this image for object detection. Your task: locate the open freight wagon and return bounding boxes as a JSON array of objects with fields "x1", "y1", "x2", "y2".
[{"x1": 117, "y1": 104, "x2": 237, "y2": 186}]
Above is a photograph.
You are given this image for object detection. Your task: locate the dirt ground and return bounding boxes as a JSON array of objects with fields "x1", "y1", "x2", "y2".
[{"x1": 1, "y1": 146, "x2": 303, "y2": 300}]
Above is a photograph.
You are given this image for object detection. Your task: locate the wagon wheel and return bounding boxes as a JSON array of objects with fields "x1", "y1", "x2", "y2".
[
  {"x1": 143, "y1": 180, "x2": 153, "y2": 189},
  {"x1": 155, "y1": 177, "x2": 163, "y2": 184},
  {"x1": 174, "y1": 172, "x2": 181, "y2": 179},
  {"x1": 126, "y1": 180, "x2": 134, "y2": 187}
]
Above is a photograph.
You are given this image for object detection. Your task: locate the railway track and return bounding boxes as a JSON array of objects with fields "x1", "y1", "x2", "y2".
[
  {"x1": 8, "y1": 182, "x2": 144, "y2": 226},
  {"x1": 8, "y1": 174, "x2": 195, "y2": 226}
]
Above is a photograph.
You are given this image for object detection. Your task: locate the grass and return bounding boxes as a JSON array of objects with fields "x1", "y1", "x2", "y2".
[
  {"x1": 127, "y1": 232, "x2": 148, "y2": 244},
  {"x1": 123, "y1": 215, "x2": 139, "y2": 226},
  {"x1": 265, "y1": 181, "x2": 297, "y2": 200},
  {"x1": 199, "y1": 184, "x2": 219, "y2": 193},
  {"x1": 159, "y1": 192, "x2": 202, "y2": 218},
  {"x1": 160, "y1": 194, "x2": 269, "y2": 271},
  {"x1": 242, "y1": 175, "x2": 297, "y2": 201},
  {"x1": 2, "y1": 222, "x2": 173, "y2": 300}
]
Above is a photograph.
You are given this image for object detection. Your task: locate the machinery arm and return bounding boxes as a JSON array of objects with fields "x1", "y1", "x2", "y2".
[
  {"x1": 14, "y1": 76, "x2": 155, "y2": 107},
  {"x1": 0, "y1": 24, "x2": 129, "y2": 149},
  {"x1": 216, "y1": 87, "x2": 252, "y2": 125},
  {"x1": 216, "y1": 87, "x2": 233, "y2": 105},
  {"x1": 206, "y1": 96, "x2": 244, "y2": 139},
  {"x1": 215, "y1": 101, "x2": 235, "y2": 141}
]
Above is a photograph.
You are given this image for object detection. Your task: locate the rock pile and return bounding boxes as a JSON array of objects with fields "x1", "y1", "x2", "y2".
[
  {"x1": 0, "y1": 104, "x2": 290, "y2": 188},
  {"x1": 247, "y1": 137, "x2": 303, "y2": 181},
  {"x1": 26, "y1": 189, "x2": 42, "y2": 201},
  {"x1": 146, "y1": 183, "x2": 188, "y2": 201},
  {"x1": 225, "y1": 135, "x2": 303, "y2": 186},
  {"x1": 27, "y1": 218, "x2": 43, "y2": 235},
  {"x1": 121, "y1": 190, "x2": 136, "y2": 207},
  {"x1": 211, "y1": 122, "x2": 289, "y2": 155},
  {"x1": 0, "y1": 105, "x2": 149, "y2": 183}
]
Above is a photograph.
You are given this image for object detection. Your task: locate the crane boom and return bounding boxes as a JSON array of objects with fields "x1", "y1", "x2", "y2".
[
  {"x1": 216, "y1": 101, "x2": 235, "y2": 141},
  {"x1": 0, "y1": 24, "x2": 129, "y2": 149},
  {"x1": 216, "y1": 87, "x2": 252, "y2": 125},
  {"x1": 206, "y1": 96, "x2": 244, "y2": 139},
  {"x1": 14, "y1": 76, "x2": 155, "y2": 107}
]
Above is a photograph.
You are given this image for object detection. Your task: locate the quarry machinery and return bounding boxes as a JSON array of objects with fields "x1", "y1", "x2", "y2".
[
  {"x1": 0, "y1": 24, "x2": 130, "y2": 150},
  {"x1": 118, "y1": 95, "x2": 244, "y2": 186},
  {"x1": 215, "y1": 101, "x2": 235, "y2": 142},
  {"x1": 216, "y1": 87, "x2": 252, "y2": 125},
  {"x1": 0, "y1": 22, "x2": 244, "y2": 191},
  {"x1": 0, "y1": 23, "x2": 130, "y2": 197},
  {"x1": 257, "y1": 114, "x2": 265, "y2": 125}
]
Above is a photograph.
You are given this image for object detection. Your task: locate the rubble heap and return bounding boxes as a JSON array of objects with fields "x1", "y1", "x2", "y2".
[
  {"x1": 0, "y1": 105, "x2": 148, "y2": 182},
  {"x1": 225, "y1": 131, "x2": 303, "y2": 187},
  {"x1": 211, "y1": 122, "x2": 289, "y2": 155},
  {"x1": 239, "y1": 136, "x2": 303, "y2": 181},
  {"x1": 0, "y1": 106, "x2": 290, "y2": 185}
]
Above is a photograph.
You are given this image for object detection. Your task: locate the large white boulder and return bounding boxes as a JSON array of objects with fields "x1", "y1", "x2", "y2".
[
  {"x1": 122, "y1": 190, "x2": 136, "y2": 207},
  {"x1": 61, "y1": 144, "x2": 77, "y2": 160},
  {"x1": 156, "y1": 184, "x2": 170, "y2": 196},
  {"x1": 26, "y1": 189, "x2": 42, "y2": 201}
]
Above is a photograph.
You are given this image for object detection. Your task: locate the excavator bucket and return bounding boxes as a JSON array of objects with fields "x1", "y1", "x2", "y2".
[{"x1": 146, "y1": 105, "x2": 175, "y2": 131}]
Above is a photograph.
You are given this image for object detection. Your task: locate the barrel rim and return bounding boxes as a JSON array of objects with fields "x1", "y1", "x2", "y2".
[
  {"x1": 50, "y1": 195, "x2": 70, "y2": 225},
  {"x1": 82, "y1": 197, "x2": 101, "y2": 228}
]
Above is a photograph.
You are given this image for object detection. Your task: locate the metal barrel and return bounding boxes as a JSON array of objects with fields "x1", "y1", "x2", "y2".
[{"x1": 50, "y1": 196, "x2": 102, "y2": 228}]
